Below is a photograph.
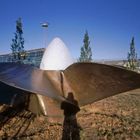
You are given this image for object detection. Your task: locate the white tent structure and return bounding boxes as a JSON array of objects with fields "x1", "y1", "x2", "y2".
[{"x1": 40, "y1": 37, "x2": 74, "y2": 70}]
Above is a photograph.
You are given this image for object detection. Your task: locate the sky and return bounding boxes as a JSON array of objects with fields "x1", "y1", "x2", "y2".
[{"x1": 0, "y1": 0, "x2": 140, "y2": 60}]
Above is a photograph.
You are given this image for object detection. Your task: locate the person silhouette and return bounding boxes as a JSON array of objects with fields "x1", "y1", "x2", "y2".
[{"x1": 61, "y1": 92, "x2": 81, "y2": 140}]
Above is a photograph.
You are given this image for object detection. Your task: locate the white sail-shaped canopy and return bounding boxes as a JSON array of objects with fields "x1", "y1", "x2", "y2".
[{"x1": 40, "y1": 37, "x2": 74, "y2": 70}]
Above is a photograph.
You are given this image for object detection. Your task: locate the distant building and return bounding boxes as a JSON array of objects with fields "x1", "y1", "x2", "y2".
[
  {"x1": 94, "y1": 59, "x2": 128, "y2": 67},
  {"x1": 0, "y1": 48, "x2": 139, "y2": 71},
  {"x1": 0, "y1": 53, "x2": 12, "y2": 62},
  {"x1": 0, "y1": 48, "x2": 45, "y2": 67}
]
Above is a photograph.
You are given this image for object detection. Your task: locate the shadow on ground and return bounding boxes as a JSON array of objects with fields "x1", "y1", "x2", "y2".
[
  {"x1": 0, "y1": 105, "x2": 36, "y2": 139},
  {"x1": 61, "y1": 92, "x2": 81, "y2": 140}
]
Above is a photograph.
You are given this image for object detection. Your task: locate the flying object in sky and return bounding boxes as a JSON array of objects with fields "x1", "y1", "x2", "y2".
[
  {"x1": 41, "y1": 22, "x2": 49, "y2": 28},
  {"x1": 0, "y1": 38, "x2": 140, "y2": 122}
]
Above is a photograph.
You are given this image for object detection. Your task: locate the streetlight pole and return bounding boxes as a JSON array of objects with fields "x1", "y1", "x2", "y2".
[{"x1": 41, "y1": 22, "x2": 49, "y2": 48}]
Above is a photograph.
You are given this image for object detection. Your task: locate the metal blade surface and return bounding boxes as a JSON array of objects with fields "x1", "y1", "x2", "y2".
[{"x1": 64, "y1": 63, "x2": 140, "y2": 106}]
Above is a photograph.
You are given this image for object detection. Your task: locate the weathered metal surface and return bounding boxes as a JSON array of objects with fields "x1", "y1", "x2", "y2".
[
  {"x1": 64, "y1": 62, "x2": 140, "y2": 106},
  {"x1": 0, "y1": 63, "x2": 64, "y2": 101},
  {"x1": 0, "y1": 62, "x2": 140, "y2": 120},
  {"x1": 0, "y1": 63, "x2": 68, "y2": 121}
]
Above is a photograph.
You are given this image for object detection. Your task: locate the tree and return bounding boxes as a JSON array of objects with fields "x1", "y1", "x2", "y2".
[
  {"x1": 79, "y1": 31, "x2": 92, "y2": 62},
  {"x1": 11, "y1": 18, "x2": 26, "y2": 62},
  {"x1": 127, "y1": 37, "x2": 138, "y2": 70}
]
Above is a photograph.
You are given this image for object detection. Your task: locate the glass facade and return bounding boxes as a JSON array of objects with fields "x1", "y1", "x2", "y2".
[{"x1": 0, "y1": 48, "x2": 45, "y2": 67}]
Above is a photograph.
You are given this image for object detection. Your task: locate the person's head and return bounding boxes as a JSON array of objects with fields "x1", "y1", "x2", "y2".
[{"x1": 67, "y1": 92, "x2": 74, "y2": 100}]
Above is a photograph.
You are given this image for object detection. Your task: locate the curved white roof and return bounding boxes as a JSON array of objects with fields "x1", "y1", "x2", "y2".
[{"x1": 40, "y1": 37, "x2": 74, "y2": 70}]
